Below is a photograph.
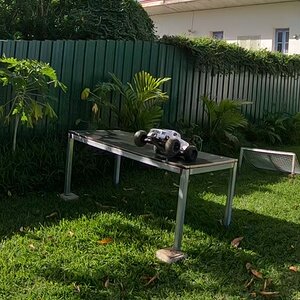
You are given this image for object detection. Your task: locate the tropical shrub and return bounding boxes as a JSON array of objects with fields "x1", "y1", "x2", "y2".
[
  {"x1": 244, "y1": 112, "x2": 300, "y2": 145},
  {"x1": 82, "y1": 71, "x2": 171, "y2": 132},
  {"x1": 0, "y1": 57, "x2": 66, "y2": 151},
  {"x1": 200, "y1": 96, "x2": 251, "y2": 154}
]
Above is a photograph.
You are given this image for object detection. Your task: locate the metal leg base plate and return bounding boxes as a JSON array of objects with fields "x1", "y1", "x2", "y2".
[
  {"x1": 156, "y1": 247, "x2": 187, "y2": 264},
  {"x1": 60, "y1": 193, "x2": 79, "y2": 201}
]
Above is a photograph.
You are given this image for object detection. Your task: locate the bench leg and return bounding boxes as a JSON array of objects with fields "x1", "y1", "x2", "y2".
[
  {"x1": 223, "y1": 162, "x2": 237, "y2": 226},
  {"x1": 114, "y1": 154, "x2": 121, "y2": 186},
  {"x1": 156, "y1": 169, "x2": 189, "y2": 263},
  {"x1": 60, "y1": 133, "x2": 78, "y2": 201}
]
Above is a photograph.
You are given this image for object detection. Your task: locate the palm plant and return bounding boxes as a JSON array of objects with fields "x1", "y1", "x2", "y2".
[
  {"x1": 82, "y1": 71, "x2": 171, "y2": 131},
  {"x1": 201, "y1": 96, "x2": 251, "y2": 153}
]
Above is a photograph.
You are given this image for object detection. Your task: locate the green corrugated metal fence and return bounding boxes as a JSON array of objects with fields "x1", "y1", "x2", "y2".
[{"x1": 0, "y1": 39, "x2": 299, "y2": 136}]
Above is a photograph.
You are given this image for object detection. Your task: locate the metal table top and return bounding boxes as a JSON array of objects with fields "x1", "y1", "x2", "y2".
[{"x1": 70, "y1": 130, "x2": 237, "y2": 170}]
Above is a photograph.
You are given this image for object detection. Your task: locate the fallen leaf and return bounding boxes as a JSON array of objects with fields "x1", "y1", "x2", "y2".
[
  {"x1": 73, "y1": 283, "x2": 80, "y2": 293},
  {"x1": 98, "y1": 237, "x2": 113, "y2": 245},
  {"x1": 46, "y1": 212, "x2": 58, "y2": 219},
  {"x1": 245, "y1": 277, "x2": 254, "y2": 288},
  {"x1": 94, "y1": 202, "x2": 116, "y2": 210},
  {"x1": 19, "y1": 226, "x2": 24, "y2": 232},
  {"x1": 7, "y1": 190, "x2": 12, "y2": 197},
  {"x1": 144, "y1": 273, "x2": 159, "y2": 286},
  {"x1": 259, "y1": 291, "x2": 279, "y2": 297},
  {"x1": 123, "y1": 187, "x2": 135, "y2": 191},
  {"x1": 104, "y1": 278, "x2": 109, "y2": 288},
  {"x1": 121, "y1": 197, "x2": 127, "y2": 204},
  {"x1": 246, "y1": 263, "x2": 263, "y2": 279},
  {"x1": 289, "y1": 266, "x2": 298, "y2": 272},
  {"x1": 249, "y1": 292, "x2": 257, "y2": 298},
  {"x1": 251, "y1": 268, "x2": 263, "y2": 279},
  {"x1": 263, "y1": 279, "x2": 272, "y2": 291},
  {"x1": 29, "y1": 244, "x2": 35, "y2": 250},
  {"x1": 68, "y1": 231, "x2": 75, "y2": 237},
  {"x1": 231, "y1": 236, "x2": 244, "y2": 248}
]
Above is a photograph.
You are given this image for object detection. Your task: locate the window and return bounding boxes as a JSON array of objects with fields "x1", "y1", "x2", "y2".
[
  {"x1": 275, "y1": 29, "x2": 289, "y2": 53},
  {"x1": 212, "y1": 31, "x2": 223, "y2": 40},
  {"x1": 237, "y1": 36, "x2": 261, "y2": 50}
]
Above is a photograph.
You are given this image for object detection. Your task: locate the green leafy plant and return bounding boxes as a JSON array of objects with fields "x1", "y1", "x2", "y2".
[
  {"x1": 245, "y1": 112, "x2": 300, "y2": 145},
  {"x1": 201, "y1": 96, "x2": 251, "y2": 153},
  {"x1": 0, "y1": 57, "x2": 66, "y2": 151},
  {"x1": 82, "y1": 71, "x2": 171, "y2": 132},
  {"x1": 161, "y1": 36, "x2": 300, "y2": 76}
]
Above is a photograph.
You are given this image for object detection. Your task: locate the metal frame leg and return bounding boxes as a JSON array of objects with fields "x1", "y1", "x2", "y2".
[
  {"x1": 60, "y1": 133, "x2": 79, "y2": 201},
  {"x1": 223, "y1": 162, "x2": 238, "y2": 226},
  {"x1": 238, "y1": 147, "x2": 244, "y2": 173},
  {"x1": 173, "y1": 169, "x2": 190, "y2": 251},
  {"x1": 114, "y1": 155, "x2": 121, "y2": 185}
]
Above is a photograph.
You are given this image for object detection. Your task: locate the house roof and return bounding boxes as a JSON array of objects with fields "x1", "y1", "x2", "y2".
[{"x1": 140, "y1": 0, "x2": 299, "y2": 15}]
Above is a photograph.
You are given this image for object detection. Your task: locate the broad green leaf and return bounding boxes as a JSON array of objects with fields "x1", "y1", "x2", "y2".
[
  {"x1": 41, "y1": 65, "x2": 57, "y2": 81},
  {"x1": 81, "y1": 88, "x2": 91, "y2": 100},
  {"x1": 31, "y1": 101, "x2": 43, "y2": 121},
  {"x1": 92, "y1": 103, "x2": 99, "y2": 114},
  {"x1": 12, "y1": 108, "x2": 19, "y2": 115},
  {"x1": 21, "y1": 112, "x2": 28, "y2": 122},
  {"x1": 44, "y1": 103, "x2": 57, "y2": 119}
]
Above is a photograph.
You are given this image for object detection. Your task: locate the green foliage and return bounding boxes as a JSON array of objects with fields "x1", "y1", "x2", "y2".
[
  {"x1": 0, "y1": 0, "x2": 155, "y2": 40},
  {"x1": 245, "y1": 112, "x2": 300, "y2": 145},
  {"x1": 83, "y1": 71, "x2": 171, "y2": 132},
  {"x1": 0, "y1": 57, "x2": 66, "y2": 151},
  {"x1": 161, "y1": 36, "x2": 300, "y2": 76},
  {"x1": 201, "y1": 96, "x2": 250, "y2": 154}
]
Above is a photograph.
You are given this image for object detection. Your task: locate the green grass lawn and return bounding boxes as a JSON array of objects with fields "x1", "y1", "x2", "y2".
[{"x1": 0, "y1": 153, "x2": 299, "y2": 299}]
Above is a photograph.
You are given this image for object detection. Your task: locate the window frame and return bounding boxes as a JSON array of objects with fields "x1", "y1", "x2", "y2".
[
  {"x1": 212, "y1": 31, "x2": 224, "y2": 40},
  {"x1": 275, "y1": 28, "x2": 289, "y2": 53}
]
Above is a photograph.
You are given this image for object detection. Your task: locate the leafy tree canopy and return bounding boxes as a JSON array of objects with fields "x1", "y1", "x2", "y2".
[{"x1": 0, "y1": 0, "x2": 155, "y2": 40}]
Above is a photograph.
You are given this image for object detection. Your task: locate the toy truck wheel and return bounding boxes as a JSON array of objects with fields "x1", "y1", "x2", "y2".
[
  {"x1": 184, "y1": 145, "x2": 198, "y2": 162},
  {"x1": 165, "y1": 138, "x2": 181, "y2": 157},
  {"x1": 134, "y1": 130, "x2": 147, "y2": 147}
]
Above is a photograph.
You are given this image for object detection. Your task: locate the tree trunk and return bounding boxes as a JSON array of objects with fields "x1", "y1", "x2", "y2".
[{"x1": 12, "y1": 115, "x2": 20, "y2": 152}]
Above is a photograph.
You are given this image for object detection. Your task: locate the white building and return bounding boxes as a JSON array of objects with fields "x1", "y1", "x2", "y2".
[{"x1": 140, "y1": 0, "x2": 300, "y2": 54}]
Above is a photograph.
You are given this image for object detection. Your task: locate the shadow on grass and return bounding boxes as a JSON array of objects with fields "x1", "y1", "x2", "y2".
[{"x1": 0, "y1": 164, "x2": 299, "y2": 299}]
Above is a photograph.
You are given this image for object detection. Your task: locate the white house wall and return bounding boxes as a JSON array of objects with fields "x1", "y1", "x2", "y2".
[{"x1": 151, "y1": 2, "x2": 300, "y2": 54}]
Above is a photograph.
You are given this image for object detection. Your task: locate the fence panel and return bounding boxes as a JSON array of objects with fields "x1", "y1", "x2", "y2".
[{"x1": 0, "y1": 39, "x2": 299, "y2": 138}]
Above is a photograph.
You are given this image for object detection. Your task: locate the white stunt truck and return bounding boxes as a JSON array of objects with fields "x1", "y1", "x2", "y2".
[{"x1": 134, "y1": 129, "x2": 198, "y2": 162}]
